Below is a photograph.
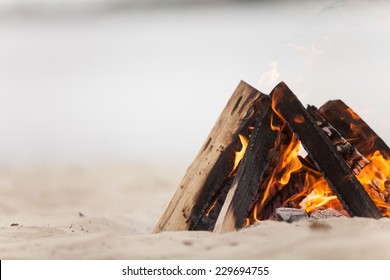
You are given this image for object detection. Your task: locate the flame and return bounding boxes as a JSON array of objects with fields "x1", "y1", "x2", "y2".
[
  {"x1": 259, "y1": 134, "x2": 302, "y2": 208},
  {"x1": 356, "y1": 150, "x2": 390, "y2": 217},
  {"x1": 205, "y1": 199, "x2": 218, "y2": 218},
  {"x1": 270, "y1": 112, "x2": 282, "y2": 132},
  {"x1": 282, "y1": 148, "x2": 390, "y2": 218},
  {"x1": 298, "y1": 179, "x2": 339, "y2": 214},
  {"x1": 243, "y1": 99, "x2": 390, "y2": 224},
  {"x1": 206, "y1": 135, "x2": 249, "y2": 221},
  {"x1": 246, "y1": 127, "x2": 345, "y2": 224},
  {"x1": 346, "y1": 107, "x2": 361, "y2": 120},
  {"x1": 284, "y1": 166, "x2": 344, "y2": 215},
  {"x1": 229, "y1": 134, "x2": 249, "y2": 177}
]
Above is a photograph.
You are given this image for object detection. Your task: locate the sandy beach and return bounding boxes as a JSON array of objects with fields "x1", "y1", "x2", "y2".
[
  {"x1": 1, "y1": 163, "x2": 390, "y2": 260},
  {"x1": 1, "y1": 0, "x2": 390, "y2": 260}
]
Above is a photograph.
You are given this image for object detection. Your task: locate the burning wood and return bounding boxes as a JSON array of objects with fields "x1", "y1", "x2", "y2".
[
  {"x1": 308, "y1": 105, "x2": 390, "y2": 215},
  {"x1": 154, "y1": 80, "x2": 390, "y2": 234}
]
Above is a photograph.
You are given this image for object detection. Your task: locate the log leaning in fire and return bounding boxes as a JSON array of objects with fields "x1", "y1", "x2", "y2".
[
  {"x1": 319, "y1": 100, "x2": 390, "y2": 159},
  {"x1": 271, "y1": 82, "x2": 382, "y2": 219},
  {"x1": 153, "y1": 81, "x2": 269, "y2": 233},
  {"x1": 213, "y1": 106, "x2": 282, "y2": 233},
  {"x1": 308, "y1": 106, "x2": 390, "y2": 205},
  {"x1": 307, "y1": 106, "x2": 370, "y2": 175}
]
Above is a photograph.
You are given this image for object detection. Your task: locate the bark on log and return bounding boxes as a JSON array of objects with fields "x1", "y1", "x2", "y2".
[
  {"x1": 319, "y1": 100, "x2": 390, "y2": 159},
  {"x1": 153, "y1": 81, "x2": 269, "y2": 233},
  {"x1": 271, "y1": 82, "x2": 382, "y2": 219}
]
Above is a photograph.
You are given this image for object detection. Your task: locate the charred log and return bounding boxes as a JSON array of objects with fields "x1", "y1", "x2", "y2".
[
  {"x1": 271, "y1": 82, "x2": 382, "y2": 219},
  {"x1": 319, "y1": 100, "x2": 390, "y2": 159},
  {"x1": 214, "y1": 105, "x2": 282, "y2": 233},
  {"x1": 308, "y1": 106, "x2": 390, "y2": 207}
]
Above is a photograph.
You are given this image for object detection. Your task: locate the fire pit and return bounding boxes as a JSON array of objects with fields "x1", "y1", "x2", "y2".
[{"x1": 153, "y1": 81, "x2": 389, "y2": 234}]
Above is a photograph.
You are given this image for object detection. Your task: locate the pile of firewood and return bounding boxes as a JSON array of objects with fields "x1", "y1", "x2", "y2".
[{"x1": 153, "y1": 81, "x2": 390, "y2": 234}]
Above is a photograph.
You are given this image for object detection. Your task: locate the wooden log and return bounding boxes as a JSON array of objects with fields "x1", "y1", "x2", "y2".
[
  {"x1": 271, "y1": 82, "x2": 382, "y2": 219},
  {"x1": 307, "y1": 106, "x2": 370, "y2": 175},
  {"x1": 319, "y1": 100, "x2": 390, "y2": 159},
  {"x1": 308, "y1": 106, "x2": 390, "y2": 206},
  {"x1": 153, "y1": 81, "x2": 269, "y2": 233},
  {"x1": 213, "y1": 106, "x2": 282, "y2": 233}
]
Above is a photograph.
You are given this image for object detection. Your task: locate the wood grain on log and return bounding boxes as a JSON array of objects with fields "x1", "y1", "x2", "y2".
[{"x1": 153, "y1": 81, "x2": 269, "y2": 233}]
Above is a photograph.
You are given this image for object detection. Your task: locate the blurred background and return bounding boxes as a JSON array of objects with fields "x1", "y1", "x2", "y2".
[{"x1": 1, "y1": 0, "x2": 390, "y2": 167}]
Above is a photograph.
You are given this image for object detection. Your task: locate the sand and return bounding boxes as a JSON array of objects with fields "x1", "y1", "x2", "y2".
[{"x1": 1, "y1": 163, "x2": 390, "y2": 260}]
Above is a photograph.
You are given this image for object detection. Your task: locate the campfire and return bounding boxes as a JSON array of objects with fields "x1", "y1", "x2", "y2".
[{"x1": 153, "y1": 81, "x2": 390, "y2": 234}]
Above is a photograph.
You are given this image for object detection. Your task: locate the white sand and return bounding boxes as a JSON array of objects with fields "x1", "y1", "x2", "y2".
[{"x1": 1, "y1": 163, "x2": 390, "y2": 259}]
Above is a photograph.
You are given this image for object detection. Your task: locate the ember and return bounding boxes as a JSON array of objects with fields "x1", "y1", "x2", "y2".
[{"x1": 153, "y1": 81, "x2": 388, "y2": 234}]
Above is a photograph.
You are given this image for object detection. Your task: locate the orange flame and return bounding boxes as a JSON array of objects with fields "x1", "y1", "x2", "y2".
[
  {"x1": 356, "y1": 150, "x2": 390, "y2": 217},
  {"x1": 298, "y1": 179, "x2": 340, "y2": 214},
  {"x1": 283, "y1": 165, "x2": 344, "y2": 215},
  {"x1": 229, "y1": 134, "x2": 248, "y2": 176},
  {"x1": 243, "y1": 99, "x2": 390, "y2": 225},
  {"x1": 259, "y1": 133, "x2": 302, "y2": 209},
  {"x1": 346, "y1": 108, "x2": 361, "y2": 120},
  {"x1": 205, "y1": 199, "x2": 218, "y2": 218}
]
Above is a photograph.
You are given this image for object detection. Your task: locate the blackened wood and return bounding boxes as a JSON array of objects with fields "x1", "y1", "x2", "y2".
[
  {"x1": 308, "y1": 105, "x2": 390, "y2": 206},
  {"x1": 153, "y1": 81, "x2": 269, "y2": 233},
  {"x1": 307, "y1": 106, "x2": 370, "y2": 175},
  {"x1": 271, "y1": 82, "x2": 382, "y2": 219},
  {"x1": 190, "y1": 114, "x2": 259, "y2": 231},
  {"x1": 214, "y1": 104, "x2": 280, "y2": 233},
  {"x1": 319, "y1": 100, "x2": 390, "y2": 159}
]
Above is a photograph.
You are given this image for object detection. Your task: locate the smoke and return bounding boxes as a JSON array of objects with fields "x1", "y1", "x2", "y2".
[
  {"x1": 257, "y1": 61, "x2": 280, "y2": 91},
  {"x1": 288, "y1": 35, "x2": 333, "y2": 66}
]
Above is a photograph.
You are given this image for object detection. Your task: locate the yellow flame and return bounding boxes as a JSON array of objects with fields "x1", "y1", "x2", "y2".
[
  {"x1": 356, "y1": 150, "x2": 390, "y2": 217},
  {"x1": 346, "y1": 107, "x2": 361, "y2": 120},
  {"x1": 242, "y1": 101, "x2": 390, "y2": 225},
  {"x1": 229, "y1": 134, "x2": 248, "y2": 176},
  {"x1": 205, "y1": 199, "x2": 218, "y2": 218},
  {"x1": 298, "y1": 181, "x2": 339, "y2": 214}
]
